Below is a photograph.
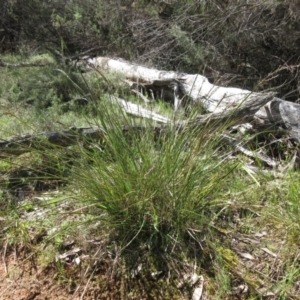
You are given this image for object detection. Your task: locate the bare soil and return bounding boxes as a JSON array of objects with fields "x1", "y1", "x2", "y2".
[
  {"x1": 0, "y1": 247, "x2": 186, "y2": 300},
  {"x1": 0, "y1": 253, "x2": 72, "y2": 300}
]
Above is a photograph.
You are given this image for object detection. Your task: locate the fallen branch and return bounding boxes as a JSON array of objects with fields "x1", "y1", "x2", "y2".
[
  {"x1": 0, "y1": 59, "x2": 49, "y2": 68},
  {"x1": 0, "y1": 124, "x2": 162, "y2": 157},
  {"x1": 0, "y1": 127, "x2": 106, "y2": 157},
  {"x1": 221, "y1": 134, "x2": 277, "y2": 168},
  {"x1": 112, "y1": 97, "x2": 170, "y2": 123},
  {"x1": 183, "y1": 92, "x2": 275, "y2": 128}
]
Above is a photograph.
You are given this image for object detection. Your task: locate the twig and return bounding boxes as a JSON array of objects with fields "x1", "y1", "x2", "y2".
[
  {"x1": 73, "y1": 246, "x2": 102, "y2": 298},
  {"x1": 2, "y1": 240, "x2": 8, "y2": 274},
  {"x1": 221, "y1": 134, "x2": 277, "y2": 167},
  {"x1": 80, "y1": 266, "x2": 96, "y2": 300},
  {"x1": 131, "y1": 89, "x2": 154, "y2": 103},
  {"x1": 0, "y1": 59, "x2": 49, "y2": 68}
]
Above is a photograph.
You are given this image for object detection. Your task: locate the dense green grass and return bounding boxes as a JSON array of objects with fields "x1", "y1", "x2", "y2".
[{"x1": 72, "y1": 101, "x2": 238, "y2": 248}]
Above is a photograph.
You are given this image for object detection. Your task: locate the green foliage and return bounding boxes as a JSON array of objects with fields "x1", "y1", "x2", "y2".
[
  {"x1": 2, "y1": 0, "x2": 300, "y2": 100},
  {"x1": 0, "y1": 55, "x2": 91, "y2": 113},
  {"x1": 168, "y1": 24, "x2": 208, "y2": 68}
]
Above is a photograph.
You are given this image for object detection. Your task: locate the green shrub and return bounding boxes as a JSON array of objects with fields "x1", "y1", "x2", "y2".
[{"x1": 3, "y1": 0, "x2": 300, "y2": 100}]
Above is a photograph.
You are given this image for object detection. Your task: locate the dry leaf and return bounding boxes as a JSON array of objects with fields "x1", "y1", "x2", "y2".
[
  {"x1": 58, "y1": 247, "x2": 82, "y2": 260},
  {"x1": 131, "y1": 263, "x2": 143, "y2": 278},
  {"x1": 74, "y1": 257, "x2": 81, "y2": 265},
  {"x1": 254, "y1": 231, "x2": 267, "y2": 238},
  {"x1": 151, "y1": 271, "x2": 162, "y2": 279},
  {"x1": 239, "y1": 252, "x2": 255, "y2": 260},
  {"x1": 233, "y1": 284, "x2": 248, "y2": 294},
  {"x1": 261, "y1": 247, "x2": 277, "y2": 258}
]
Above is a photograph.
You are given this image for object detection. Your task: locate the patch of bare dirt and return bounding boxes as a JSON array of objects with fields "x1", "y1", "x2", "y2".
[
  {"x1": 0, "y1": 247, "x2": 187, "y2": 300},
  {"x1": 0, "y1": 253, "x2": 72, "y2": 300}
]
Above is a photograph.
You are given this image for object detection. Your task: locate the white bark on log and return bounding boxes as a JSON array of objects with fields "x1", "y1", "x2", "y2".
[
  {"x1": 89, "y1": 57, "x2": 258, "y2": 112},
  {"x1": 88, "y1": 57, "x2": 300, "y2": 141}
]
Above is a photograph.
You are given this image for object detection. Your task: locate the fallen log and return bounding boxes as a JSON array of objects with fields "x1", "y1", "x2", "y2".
[
  {"x1": 0, "y1": 125, "x2": 279, "y2": 169},
  {"x1": 86, "y1": 57, "x2": 300, "y2": 141},
  {"x1": 0, "y1": 91, "x2": 274, "y2": 157},
  {"x1": 0, "y1": 127, "x2": 106, "y2": 157},
  {"x1": 253, "y1": 98, "x2": 300, "y2": 141},
  {"x1": 1, "y1": 56, "x2": 299, "y2": 169},
  {"x1": 87, "y1": 57, "x2": 261, "y2": 112},
  {"x1": 0, "y1": 122, "x2": 171, "y2": 157}
]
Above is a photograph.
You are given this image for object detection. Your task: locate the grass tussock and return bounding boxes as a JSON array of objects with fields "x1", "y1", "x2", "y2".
[{"x1": 73, "y1": 103, "x2": 237, "y2": 250}]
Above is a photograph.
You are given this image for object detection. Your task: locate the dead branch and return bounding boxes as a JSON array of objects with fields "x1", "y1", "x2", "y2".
[
  {"x1": 85, "y1": 57, "x2": 300, "y2": 141},
  {"x1": 0, "y1": 59, "x2": 49, "y2": 68}
]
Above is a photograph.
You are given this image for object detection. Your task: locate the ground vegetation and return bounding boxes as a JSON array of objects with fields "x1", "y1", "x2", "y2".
[{"x1": 1, "y1": 1, "x2": 300, "y2": 299}]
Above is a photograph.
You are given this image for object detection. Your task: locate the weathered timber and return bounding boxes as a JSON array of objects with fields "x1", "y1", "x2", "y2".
[
  {"x1": 182, "y1": 92, "x2": 276, "y2": 128},
  {"x1": 0, "y1": 59, "x2": 49, "y2": 68},
  {"x1": 112, "y1": 97, "x2": 171, "y2": 123},
  {"x1": 0, "y1": 124, "x2": 167, "y2": 157},
  {"x1": 253, "y1": 98, "x2": 300, "y2": 140},
  {"x1": 87, "y1": 57, "x2": 263, "y2": 112},
  {"x1": 0, "y1": 127, "x2": 106, "y2": 157},
  {"x1": 86, "y1": 57, "x2": 300, "y2": 141}
]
